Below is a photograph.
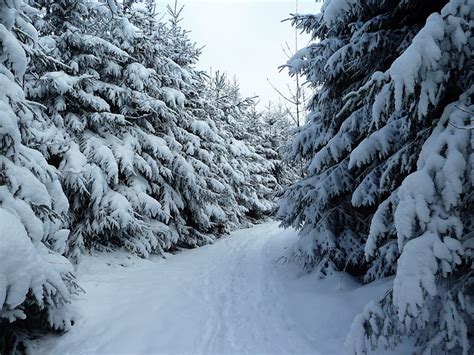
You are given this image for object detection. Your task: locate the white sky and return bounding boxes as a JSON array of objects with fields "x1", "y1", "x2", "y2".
[{"x1": 155, "y1": 0, "x2": 322, "y2": 106}]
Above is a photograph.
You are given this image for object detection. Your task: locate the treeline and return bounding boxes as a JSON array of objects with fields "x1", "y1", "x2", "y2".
[{"x1": 0, "y1": 0, "x2": 294, "y2": 351}]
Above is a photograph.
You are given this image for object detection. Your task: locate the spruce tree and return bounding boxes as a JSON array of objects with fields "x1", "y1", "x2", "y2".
[
  {"x1": 279, "y1": 0, "x2": 473, "y2": 353},
  {"x1": 0, "y1": 1, "x2": 76, "y2": 351},
  {"x1": 120, "y1": 0, "x2": 223, "y2": 245},
  {"x1": 206, "y1": 71, "x2": 277, "y2": 222},
  {"x1": 258, "y1": 102, "x2": 298, "y2": 188},
  {"x1": 27, "y1": 0, "x2": 277, "y2": 258},
  {"x1": 28, "y1": 0, "x2": 183, "y2": 259}
]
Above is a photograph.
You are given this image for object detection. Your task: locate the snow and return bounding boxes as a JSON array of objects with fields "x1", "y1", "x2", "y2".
[
  {"x1": 349, "y1": 118, "x2": 403, "y2": 169},
  {"x1": 389, "y1": 13, "x2": 444, "y2": 112},
  {"x1": 394, "y1": 171, "x2": 435, "y2": 249},
  {"x1": 0, "y1": 23, "x2": 27, "y2": 77},
  {"x1": 33, "y1": 222, "x2": 409, "y2": 355},
  {"x1": 162, "y1": 87, "x2": 186, "y2": 109},
  {"x1": 125, "y1": 63, "x2": 151, "y2": 91},
  {"x1": 322, "y1": 0, "x2": 357, "y2": 26},
  {"x1": 0, "y1": 208, "x2": 73, "y2": 319},
  {"x1": 0, "y1": 208, "x2": 38, "y2": 311},
  {"x1": 393, "y1": 233, "x2": 439, "y2": 321}
]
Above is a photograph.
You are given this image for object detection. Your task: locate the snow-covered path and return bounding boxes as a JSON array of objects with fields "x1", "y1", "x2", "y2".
[{"x1": 35, "y1": 222, "x2": 399, "y2": 355}]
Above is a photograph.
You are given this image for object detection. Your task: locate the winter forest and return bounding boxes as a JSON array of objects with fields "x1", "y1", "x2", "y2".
[{"x1": 0, "y1": 0, "x2": 472, "y2": 354}]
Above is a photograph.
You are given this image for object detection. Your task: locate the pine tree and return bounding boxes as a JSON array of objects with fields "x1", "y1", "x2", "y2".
[
  {"x1": 280, "y1": 0, "x2": 473, "y2": 353},
  {"x1": 0, "y1": 1, "x2": 76, "y2": 351}
]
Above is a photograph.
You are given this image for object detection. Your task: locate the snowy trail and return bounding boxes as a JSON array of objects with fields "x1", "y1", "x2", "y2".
[{"x1": 35, "y1": 222, "x2": 400, "y2": 355}]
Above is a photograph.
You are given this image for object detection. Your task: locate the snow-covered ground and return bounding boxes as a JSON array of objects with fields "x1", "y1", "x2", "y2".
[{"x1": 33, "y1": 221, "x2": 409, "y2": 355}]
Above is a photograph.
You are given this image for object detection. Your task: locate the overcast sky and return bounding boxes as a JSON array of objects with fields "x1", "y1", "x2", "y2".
[{"x1": 155, "y1": 0, "x2": 322, "y2": 106}]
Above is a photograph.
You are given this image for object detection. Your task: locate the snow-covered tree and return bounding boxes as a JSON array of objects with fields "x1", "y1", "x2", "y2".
[
  {"x1": 205, "y1": 71, "x2": 278, "y2": 221},
  {"x1": 119, "y1": 0, "x2": 228, "y2": 244},
  {"x1": 27, "y1": 0, "x2": 187, "y2": 260},
  {"x1": 279, "y1": 0, "x2": 473, "y2": 353},
  {"x1": 259, "y1": 102, "x2": 299, "y2": 187},
  {"x1": 0, "y1": 1, "x2": 76, "y2": 351},
  {"x1": 27, "y1": 0, "x2": 281, "y2": 260}
]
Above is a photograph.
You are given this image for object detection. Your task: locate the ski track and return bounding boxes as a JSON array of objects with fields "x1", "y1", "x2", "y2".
[{"x1": 34, "y1": 221, "x2": 405, "y2": 355}]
